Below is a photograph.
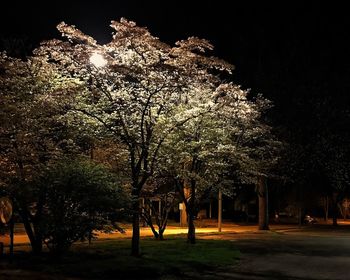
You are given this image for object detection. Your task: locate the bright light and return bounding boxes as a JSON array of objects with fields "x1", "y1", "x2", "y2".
[{"x1": 89, "y1": 52, "x2": 107, "y2": 68}]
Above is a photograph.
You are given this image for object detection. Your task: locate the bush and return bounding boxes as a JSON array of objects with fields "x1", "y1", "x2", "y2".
[{"x1": 38, "y1": 159, "x2": 128, "y2": 254}]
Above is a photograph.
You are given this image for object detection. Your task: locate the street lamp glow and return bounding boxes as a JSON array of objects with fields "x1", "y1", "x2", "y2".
[{"x1": 90, "y1": 52, "x2": 107, "y2": 68}]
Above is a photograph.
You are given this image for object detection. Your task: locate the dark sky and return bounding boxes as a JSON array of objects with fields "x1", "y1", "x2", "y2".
[
  {"x1": 1, "y1": 1, "x2": 348, "y2": 60},
  {"x1": 1, "y1": 1, "x2": 350, "y2": 114}
]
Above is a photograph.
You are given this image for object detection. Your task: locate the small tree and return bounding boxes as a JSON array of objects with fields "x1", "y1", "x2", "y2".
[
  {"x1": 325, "y1": 148, "x2": 350, "y2": 226},
  {"x1": 141, "y1": 193, "x2": 175, "y2": 240},
  {"x1": 38, "y1": 159, "x2": 128, "y2": 255},
  {"x1": 0, "y1": 52, "x2": 81, "y2": 253}
]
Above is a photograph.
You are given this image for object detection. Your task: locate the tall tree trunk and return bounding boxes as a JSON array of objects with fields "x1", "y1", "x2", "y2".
[
  {"x1": 218, "y1": 189, "x2": 222, "y2": 232},
  {"x1": 19, "y1": 209, "x2": 42, "y2": 254},
  {"x1": 131, "y1": 189, "x2": 140, "y2": 256},
  {"x1": 187, "y1": 180, "x2": 196, "y2": 244},
  {"x1": 332, "y1": 192, "x2": 338, "y2": 226},
  {"x1": 158, "y1": 228, "x2": 164, "y2": 240},
  {"x1": 175, "y1": 179, "x2": 195, "y2": 243},
  {"x1": 209, "y1": 200, "x2": 212, "y2": 219},
  {"x1": 257, "y1": 176, "x2": 269, "y2": 230},
  {"x1": 187, "y1": 212, "x2": 196, "y2": 244},
  {"x1": 131, "y1": 207, "x2": 140, "y2": 256},
  {"x1": 323, "y1": 196, "x2": 329, "y2": 222},
  {"x1": 332, "y1": 211, "x2": 338, "y2": 226}
]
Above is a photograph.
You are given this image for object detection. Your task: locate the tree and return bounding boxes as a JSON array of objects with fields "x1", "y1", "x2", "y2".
[
  {"x1": 161, "y1": 86, "x2": 277, "y2": 242},
  {"x1": 0, "y1": 52, "x2": 81, "y2": 253},
  {"x1": 139, "y1": 173, "x2": 178, "y2": 240},
  {"x1": 323, "y1": 145, "x2": 350, "y2": 226},
  {"x1": 37, "y1": 159, "x2": 127, "y2": 255},
  {"x1": 36, "y1": 18, "x2": 233, "y2": 255},
  {"x1": 141, "y1": 194, "x2": 175, "y2": 241},
  {"x1": 280, "y1": 94, "x2": 350, "y2": 226}
]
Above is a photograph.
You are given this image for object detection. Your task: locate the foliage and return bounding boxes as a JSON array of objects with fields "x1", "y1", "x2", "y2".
[
  {"x1": 0, "y1": 52, "x2": 86, "y2": 253},
  {"x1": 159, "y1": 86, "x2": 279, "y2": 241},
  {"x1": 0, "y1": 52, "x2": 87, "y2": 188},
  {"x1": 35, "y1": 18, "x2": 238, "y2": 255},
  {"x1": 276, "y1": 93, "x2": 350, "y2": 222},
  {"x1": 37, "y1": 159, "x2": 128, "y2": 254},
  {"x1": 35, "y1": 19, "x2": 233, "y2": 192}
]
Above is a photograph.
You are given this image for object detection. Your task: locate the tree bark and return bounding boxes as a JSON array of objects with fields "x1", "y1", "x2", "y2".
[
  {"x1": 175, "y1": 179, "x2": 196, "y2": 243},
  {"x1": 218, "y1": 189, "x2": 222, "y2": 232},
  {"x1": 187, "y1": 212, "x2": 196, "y2": 244},
  {"x1": 332, "y1": 211, "x2": 338, "y2": 226},
  {"x1": 158, "y1": 229, "x2": 164, "y2": 240},
  {"x1": 187, "y1": 179, "x2": 197, "y2": 244},
  {"x1": 148, "y1": 221, "x2": 159, "y2": 239},
  {"x1": 19, "y1": 209, "x2": 42, "y2": 254},
  {"x1": 131, "y1": 193, "x2": 140, "y2": 256},
  {"x1": 323, "y1": 196, "x2": 329, "y2": 222},
  {"x1": 257, "y1": 176, "x2": 269, "y2": 230},
  {"x1": 332, "y1": 192, "x2": 338, "y2": 226},
  {"x1": 14, "y1": 140, "x2": 43, "y2": 253}
]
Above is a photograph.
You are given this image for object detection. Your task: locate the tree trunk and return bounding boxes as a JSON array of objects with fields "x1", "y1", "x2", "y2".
[
  {"x1": 257, "y1": 176, "x2": 269, "y2": 230},
  {"x1": 209, "y1": 200, "x2": 212, "y2": 219},
  {"x1": 218, "y1": 189, "x2": 222, "y2": 232},
  {"x1": 149, "y1": 223, "x2": 159, "y2": 239},
  {"x1": 158, "y1": 229, "x2": 164, "y2": 240},
  {"x1": 332, "y1": 192, "x2": 338, "y2": 226},
  {"x1": 158, "y1": 210, "x2": 170, "y2": 241},
  {"x1": 176, "y1": 179, "x2": 195, "y2": 243},
  {"x1": 187, "y1": 180, "x2": 197, "y2": 244},
  {"x1": 332, "y1": 212, "x2": 338, "y2": 226},
  {"x1": 323, "y1": 196, "x2": 329, "y2": 222},
  {"x1": 32, "y1": 221, "x2": 43, "y2": 253},
  {"x1": 187, "y1": 212, "x2": 196, "y2": 244},
  {"x1": 19, "y1": 209, "x2": 42, "y2": 254},
  {"x1": 14, "y1": 141, "x2": 44, "y2": 253},
  {"x1": 131, "y1": 197, "x2": 140, "y2": 256}
]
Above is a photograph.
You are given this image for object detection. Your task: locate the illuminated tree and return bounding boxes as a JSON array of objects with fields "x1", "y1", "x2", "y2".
[
  {"x1": 36, "y1": 18, "x2": 233, "y2": 256},
  {"x1": 161, "y1": 86, "x2": 278, "y2": 242}
]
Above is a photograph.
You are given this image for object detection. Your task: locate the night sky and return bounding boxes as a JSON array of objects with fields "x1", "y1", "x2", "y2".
[{"x1": 1, "y1": 1, "x2": 350, "y2": 124}]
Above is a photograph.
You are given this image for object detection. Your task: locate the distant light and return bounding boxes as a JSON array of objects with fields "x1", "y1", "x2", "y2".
[{"x1": 90, "y1": 52, "x2": 107, "y2": 68}]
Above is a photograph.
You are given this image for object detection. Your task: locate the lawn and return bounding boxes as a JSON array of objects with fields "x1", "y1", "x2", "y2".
[{"x1": 0, "y1": 236, "x2": 240, "y2": 279}]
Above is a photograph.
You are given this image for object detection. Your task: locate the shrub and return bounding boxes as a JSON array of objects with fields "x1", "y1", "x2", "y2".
[{"x1": 38, "y1": 159, "x2": 128, "y2": 254}]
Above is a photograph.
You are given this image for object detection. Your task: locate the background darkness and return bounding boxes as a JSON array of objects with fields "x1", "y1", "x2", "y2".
[
  {"x1": 1, "y1": 1, "x2": 349, "y2": 126},
  {"x1": 1, "y1": 1, "x2": 350, "y2": 216}
]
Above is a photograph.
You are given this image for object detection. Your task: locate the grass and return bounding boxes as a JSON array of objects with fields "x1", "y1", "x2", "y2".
[{"x1": 0, "y1": 236, "x2": 240, "y2": 279}]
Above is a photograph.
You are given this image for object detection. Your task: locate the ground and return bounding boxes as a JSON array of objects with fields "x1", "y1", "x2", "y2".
[
  {"x1": 1, "y1": 220, "x2": 350, "y2": 279},
  {"x1": 200, "y1": 228, "x2": 350, "y2": 280}
]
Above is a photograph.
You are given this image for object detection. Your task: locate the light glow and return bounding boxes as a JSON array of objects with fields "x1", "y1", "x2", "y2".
[{"x1": 90, "y1": 52, "x2": 107, "y2": 68}]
